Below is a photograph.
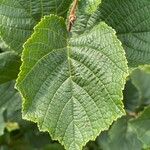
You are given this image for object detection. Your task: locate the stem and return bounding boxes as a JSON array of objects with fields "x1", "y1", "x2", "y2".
[{"x1": 68, "y1": 0, "x2": 78, "y2": 32}]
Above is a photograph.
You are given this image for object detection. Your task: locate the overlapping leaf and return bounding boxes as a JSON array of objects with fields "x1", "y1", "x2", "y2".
[
  {"x1": 123, "y1": 80, "x2": 140, "y2": 112},
  {"x1": 99, "y1": 0, "x2": 150, "y2": 66},
  {"x1": 72, "y1": 0, "x2": 150, "y2": 66},
  {"x1": 123, "y1": 69, "x2": 150, "y2": 112},
  {"x1": 0, "y1": 0, "x2": 72, "y2": 54},
  {"x1": 97, "y1": 117, "x2": 142, "y2": 150}
]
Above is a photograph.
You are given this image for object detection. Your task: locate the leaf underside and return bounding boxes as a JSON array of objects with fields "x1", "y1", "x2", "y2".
[{"x1": 16, "y1": 14, "x2": 128, "y2": 150}]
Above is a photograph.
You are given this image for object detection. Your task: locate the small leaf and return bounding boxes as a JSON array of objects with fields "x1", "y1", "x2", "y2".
[
  {"x1": 123, "y1": 69, "x2": 150, "y2": 113},
  {"x1": 129, "y1": 107, "x2": 150, "y2": 148},
  {"x1": 16, "y1": 14, "x2": 128, "y2": 150},
  {"x1": 0, "y1": 51, "x2": 21, "y2": 84},
  {"x1": 0, "y1": 0, "x2": 72, "y2": 54}
]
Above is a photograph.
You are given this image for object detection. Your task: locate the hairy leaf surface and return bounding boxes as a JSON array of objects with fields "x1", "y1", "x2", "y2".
[
  {"x1": 73, "y1": 0, "x2": 150, "y2": 66},
  {"x1": 99, "y1": 0, "x2": 150, "y2": 66},
  {"x1": 16, "y1": 14, "x2": 128, "y2": 150}
]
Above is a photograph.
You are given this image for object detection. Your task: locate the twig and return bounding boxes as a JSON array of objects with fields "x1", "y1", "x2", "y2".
[
  {"x1": 127, "y1": 111, "x2": 138, "y2": 118},
  {"x1": 68, "y1": 0, "x2": 78, "y2": 32}
]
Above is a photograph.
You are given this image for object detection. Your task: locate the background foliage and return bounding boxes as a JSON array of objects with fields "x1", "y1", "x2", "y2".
[{"x1": 0, "y1": 0, "x2": 150, "y2": 150}]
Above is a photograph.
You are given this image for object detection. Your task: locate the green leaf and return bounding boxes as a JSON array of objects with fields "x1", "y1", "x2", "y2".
[
  {"x1": 123, "y1": 69, "x2": 150, "y2": 113},
  {"x1": 129, "y1": 107, "x2": 150, "y2": 148},
  {"x1": 0, "y1": 51, "x2": 21, "y2": 84},
  {"x1": 131, "y1": 69, "x2": 150, "y2": 106},
  {"x1": 123, "y1": 80, "x2": 140, "y2": 112},
  {"x1": 71, "y1": 0, "x2": 98, "y2": 35},
  {"x1": 73, "y1": 0, "x2": 150, "y2": 66},
  {"x1": 0, "y1": 81, "x2": 21, "y2": 119},
  {"x1": 80, "y1": 0, "x2": 101, "y2": 14},
  {"x1": 99, "y1": 0, "x2": 150, "y2": 66},
  {"x1": 83, "y1": 140, "x2": 100, "y2": 150},
  {"x1": 16, "y1": 14, "x2": 128, "y2": 150},
  {"x1": 0, "y1": 0, "x2": 72, "y2": 54},
  {"x1": 23, "y1": 124, "x2": 55, "y2": 149},
  {"x1": 98, "y1": 117, "x2": 142, "y2": 150}
]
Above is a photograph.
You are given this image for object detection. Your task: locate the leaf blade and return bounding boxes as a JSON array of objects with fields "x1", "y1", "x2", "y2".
[{"x1": 16, "y1": 15, "x2": 128, "y2": 150}]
